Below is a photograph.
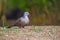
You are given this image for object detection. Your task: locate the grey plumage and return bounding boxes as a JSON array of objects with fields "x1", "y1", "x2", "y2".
[{"x1": 7, "y1": 12, "x2": 30, "y2": 28}]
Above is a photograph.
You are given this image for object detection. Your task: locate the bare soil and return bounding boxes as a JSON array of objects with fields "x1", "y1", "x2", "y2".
[{"x1": 0, "y1": 26, "x2": 60, "y2": 40}]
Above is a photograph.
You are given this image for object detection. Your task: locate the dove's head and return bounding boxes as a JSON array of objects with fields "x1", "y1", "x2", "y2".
[{"x1": 24, "y1": 12, "x2": 29, "y2": 16}]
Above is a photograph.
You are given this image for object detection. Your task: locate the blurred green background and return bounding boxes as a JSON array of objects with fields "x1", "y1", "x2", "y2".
[{"x1": 0, "y1": 0, "x2": 60, "y2": 26}]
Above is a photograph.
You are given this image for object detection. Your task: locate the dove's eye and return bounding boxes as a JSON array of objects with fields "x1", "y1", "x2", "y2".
[{"x1": 24, "y1": 12, "x2": 29, "y2": 16}]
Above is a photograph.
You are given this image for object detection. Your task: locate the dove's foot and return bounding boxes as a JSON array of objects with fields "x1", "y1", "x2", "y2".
[
  {"x1": 18, "y1": 25, "x2": 25, "y2": 28},
  {"x1": 22, "y1": 26, "x2": 24, "y2": 28}
]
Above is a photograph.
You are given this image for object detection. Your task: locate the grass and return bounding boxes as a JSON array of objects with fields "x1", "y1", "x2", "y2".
[
  {"x1": 48, "y1": 29, "x2": 54, "y2": 34},
  {"x1": 30, "y1": 25, "x2": 41, "y2": 32}
]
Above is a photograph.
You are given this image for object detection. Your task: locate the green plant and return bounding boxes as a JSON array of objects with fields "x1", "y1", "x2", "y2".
[{"x1": 31, "y1": 26, "x2": 41, "y2": 32}]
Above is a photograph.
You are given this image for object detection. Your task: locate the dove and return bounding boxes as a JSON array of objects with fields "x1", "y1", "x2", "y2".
[{"x1": 7, "y1": 12, "x2": 30, "y2": 28}]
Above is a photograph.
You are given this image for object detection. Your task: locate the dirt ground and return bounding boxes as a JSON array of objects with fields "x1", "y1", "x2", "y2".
[{"x1": 0, "y1": 26, "x2": 60, "y2": 40}]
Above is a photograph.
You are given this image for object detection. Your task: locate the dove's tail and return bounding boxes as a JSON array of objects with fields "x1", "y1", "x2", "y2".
[
  {"x1": 7, "y1": 24, "x2": 17, "y2": 28},
  {"x1": 7, "y1": 20, "x2": 19, "y2": 28}
]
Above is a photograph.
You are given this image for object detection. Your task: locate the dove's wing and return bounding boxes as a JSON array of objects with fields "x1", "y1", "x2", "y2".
[{"x1": 14, "y1": 18, "x2": 21, "y2": 25}]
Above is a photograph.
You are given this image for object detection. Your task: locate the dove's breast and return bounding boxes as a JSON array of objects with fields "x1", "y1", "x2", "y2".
[{"x1": 20, "y1": 16, "x2": 29, "y2": 25}]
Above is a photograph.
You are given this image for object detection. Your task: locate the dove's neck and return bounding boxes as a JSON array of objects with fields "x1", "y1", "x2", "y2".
[{"x1": 23, "y1": 15, "x2": 28, "y2": 18}]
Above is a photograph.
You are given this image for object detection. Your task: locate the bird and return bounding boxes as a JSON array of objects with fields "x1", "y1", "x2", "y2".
[{"x1": 7, "y1": 12, "x2": 30, "y2": 28}]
